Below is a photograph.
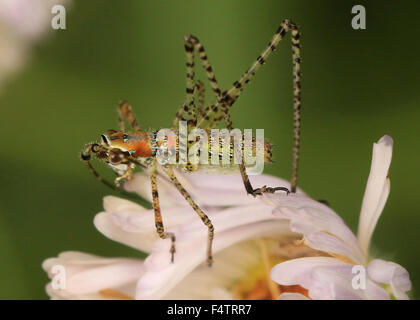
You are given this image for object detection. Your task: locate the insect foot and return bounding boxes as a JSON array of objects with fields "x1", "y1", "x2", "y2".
[
  {"x1": 115, "y1": 178, "x2": 123, "y2": 188},
  {"x1": 251, "y1": 186, "x2": 290, "y2": 197},
  {"x1": 170, "y1": 236, "x2": 176, "y2": 263},
  {"x1": 207, "y1": 255, "x2": 213, "y2": 267}
]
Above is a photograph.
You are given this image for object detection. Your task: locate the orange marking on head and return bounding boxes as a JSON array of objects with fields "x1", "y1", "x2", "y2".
[{"x1": 107, "y1": 131, "x2": 153, "y2": 158}]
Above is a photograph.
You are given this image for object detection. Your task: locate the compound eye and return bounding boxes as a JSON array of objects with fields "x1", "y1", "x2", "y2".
[
  {"x1": 109, "y1": 149, "x2": 124, "y2": 164},
  {"x1": 110, "y1": 154, "x2": 122, "y2": 164},
  {"x1": 110, "y1": 155, "x2": 121, "y2": 164}
]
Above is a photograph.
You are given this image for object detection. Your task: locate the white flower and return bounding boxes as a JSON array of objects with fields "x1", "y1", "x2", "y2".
[
  {"x1": 270, "y1": 135, "x2": 411, "y2": 300},
  {"x1": 43, "y1": 173, "x2": 304, "y2": 299},
  {"x1": 43, "y1": 136, "x2": 411, "y2": 300}
]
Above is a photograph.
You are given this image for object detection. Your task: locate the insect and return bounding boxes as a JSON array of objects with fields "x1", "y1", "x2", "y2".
[{"x1": 81, "y1": 19, "x2": 302, "y2": 266}]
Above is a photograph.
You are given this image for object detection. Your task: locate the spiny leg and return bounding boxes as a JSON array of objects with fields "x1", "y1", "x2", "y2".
[
  {"x1": 198, "y1": 20, "x2": 301, "y2": 126},
  {"x1": 150, "y1": 160, "x2": 176, "y2": 263},
  {"x1": 195, "y1": 80, "x2": 206, "y2": 120},
  {"x1": 221, "y1": 104, "x2": 290, "y2": 197},
  {"x1": 199, "y1": 19, "x2": 302, "y2": 192},
  {"x1": 117, "y1": 100, "x2": 141, "y2": 132},
  {"x1": 172, "y1": 35, "x2": 223, "y2": 129},
  {"x1": 290, "y1": 23, "x2": 301, "y2": 193},
  {"x1": 172, "y1": 38, "x2": 197, "y2": 129},
  {"x1": 172, "y1": 81, "x2": 203, "y2": 130},
  {"x1": 114, "y1": 163, "x2": 135, "y2": 188},
  {"x1": 238, "y1": 153, "x2": 290, "y2": 197},
  {"x1": 164, "y1": 166, "x2": 214, "y2": 266},
  {"x1": 185, "y1": 35, "x2": 222, "y2": 99},
  {"x1": 171, "y1": 35, "x2": 225, "y2": 172},
  {"x1": 173, "y1": 82, "x2": 198, "y2": 167}
]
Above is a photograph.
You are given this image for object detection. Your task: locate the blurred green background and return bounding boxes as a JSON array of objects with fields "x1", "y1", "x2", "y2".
[{"x1": 0, "y1": 0, "x2": 419, "y2": 299}]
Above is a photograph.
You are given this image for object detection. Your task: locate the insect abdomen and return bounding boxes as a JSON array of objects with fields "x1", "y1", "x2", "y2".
[{"x1": 154, "y1": 131, "x2": 271, "y2": 171}]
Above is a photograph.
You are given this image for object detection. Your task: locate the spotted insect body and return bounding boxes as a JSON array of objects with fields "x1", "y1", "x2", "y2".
[{"x1": 81, "y1": 20, "x2": 302, "y2": 266}]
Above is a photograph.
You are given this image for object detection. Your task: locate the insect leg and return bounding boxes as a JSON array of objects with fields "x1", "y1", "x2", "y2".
[
  {"x1": 172, "y1": 35, "x2": 223, "y2": 129},
  {"x1": 150, "y1": 160, "x2": 176, "y2": 263},
  {"x1": 172, "y1": 37, "x2": 198, "y2": 129},
  {"x1": 164, "y1": 166, "x2": 214, "y2": 267},
  {"x1": 195, "y1": 80, "x2": 206, "y2": 120},
  {"x1": 197, "y1": 20, "x2": 302, "y2": 192},
  {"x1": 221, "y1": 105, "x2": 290, "y2": 197},
  {"x1": 114, "y1": 164, "x2": 135, "y2": 188},
  {"x1": 117, "y1": 100, "x2": 141, "y2": 132},
  {"x1": 81, "y1": 143, "x2": 122, "y2": 192},
  {"x1": 184, "y1": 35, "x2": 222, "y2": 99}
]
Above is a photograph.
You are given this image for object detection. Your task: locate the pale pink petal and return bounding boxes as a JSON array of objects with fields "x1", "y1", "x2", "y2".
[
  {"x1": 94, "y1": 205, "x2": 199, "y2": 253},
  {"x1": 162, "y1": 240, "x2": 261, "y2": 300},
  {"x1": 271, "y1": 257, "x2": 389, "y2": 300},
  {"x1": 42, "y1": 251, "x2": 136, "y2": 278},
  {"x1": 277, "y1": 293, "x2": 310, "y2": 300},
  {"x1": 358, "y1": 136, "x2": 393, "y2": 255},
  {"x1": 94, "y1": 211, "x2": 155, "y2": 253},
  {"x1": 125, "y1": 170, "x2": 297, "y2": 208},
  {"x1": 103, "y1": 196, "x2": 147, "y2": 213},
  {"x1": 45, "y1": 282, "x2": 136, "y2": 300},
  {"x1": 311, "y1": 264, "x2": 389, "y2": 300},
  {"x1": 65, "y1": 260, "x2": 143, "y2": 295},
  {"x1": 271, "y1": 196, "x2": 365, "y2": 264},
  {"x1": 270, "y1": 257, "x2": 346, "y2": 287},
  {"x1": 178, "y1": 203, "x2": 280, "y2": 239},
  {"x1": 96, "y1": 191, "x2": 290, "y2": 261},
  {"x1": 367, "y1": 259, "x2": 411, "y2": 300},
  {"x1": 97, "y1": 194, "x2": 213, "y2": 253},
  {"x1": 136, "y1": 220, "x2": 292, "y2": 299},
  {"x1": 304, "y1": 231, "x2": 363, "y2": 264},
  {"x1": 124, "y1": 171, "x2": 182, "y2": 208},
  {"x1": 42, "y1": 251, "x2": 143, "y2": 299}
]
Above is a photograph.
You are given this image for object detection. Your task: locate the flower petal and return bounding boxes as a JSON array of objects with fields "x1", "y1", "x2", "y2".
[
  {"x1": 124, "y1": 171, "x2": 182, "y2": 208},
  {"x1": 124, "y1": 170, "x2": 297, "y2": 208},
  {"x1": 367, "y1": 259, "x2": 411, "y2": 300},
  {"x1": 65, "y1": 261, "x2": 143, "y2": 295},
  {"x1": 271, "y1": 257, "x2": 389, "y2": 300},
  {"x1": 277, "y1": 292, "x2": 310, "y2": 300},
  {"x1": 162, "y1": 240, "x2": 262, "y2": 299},
  {"x1": 357, "y1": 135, "x2": 393, "y2": 255},
  {"x1": 177, "y1": 203, "x2": 280, "y2": 240},
  {"x1": 42, "y1": 251, "x2": 143, "y2": 299},
  {"x1": 103, "y1": 195, "x2": 147, "y2": 213},
  {"x1": 95, "y1": 190, "x2": 292, "y2": 275},
  {"x1": 270, "y1": 194, "x2": 365, "y2": 264},
  {"x1": 136, "y1": 220, "x2": 292, "y2": 299},
  {"x1": 94, "y1": 205, "x2": 198, "y2": 254}
]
